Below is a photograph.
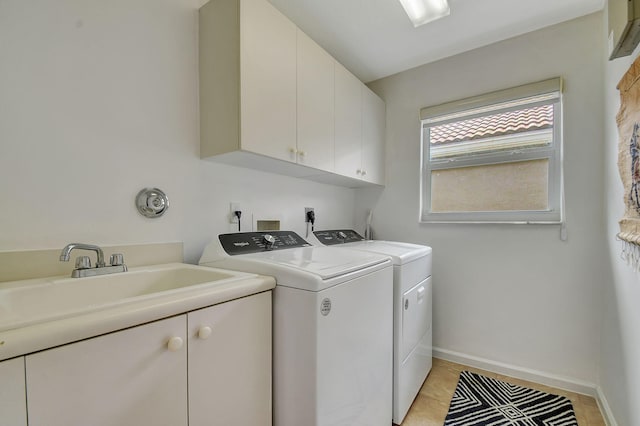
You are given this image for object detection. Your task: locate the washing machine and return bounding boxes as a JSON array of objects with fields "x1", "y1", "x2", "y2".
[
  {"x1": 309, "y1": 229, "x2": 432, "y2": 425},
  {"x1": 199, "y1": 231, "x2": 393, "y2": 426}
]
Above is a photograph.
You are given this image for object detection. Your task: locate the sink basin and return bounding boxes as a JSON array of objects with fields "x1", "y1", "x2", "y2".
[{"x1": 0, "y1": 263, "x2": 251, "y2": 333}]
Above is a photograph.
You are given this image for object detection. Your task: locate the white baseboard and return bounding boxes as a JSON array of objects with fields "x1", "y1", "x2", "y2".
[
  {"x1": 433, "y1": 347, "x2": 597, "y2": 397},
  {"x1": 595, "y1": 386, "x2": 619, "y2": 426}
]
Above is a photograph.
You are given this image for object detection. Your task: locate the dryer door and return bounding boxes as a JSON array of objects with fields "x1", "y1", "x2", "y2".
[{"x1": 401, "y1": 277, "x2": 432, "y2": 362}]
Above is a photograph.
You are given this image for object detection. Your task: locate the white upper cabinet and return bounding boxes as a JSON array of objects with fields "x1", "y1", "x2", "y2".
[
  {"x1": 199, "y1": 0, "x2": 297, "y2": 162},
  {"x1": 362, "y1": 86, "x2": 386, "y2": 185},
  {"x1": 296, "y1": 29, "x2": 334, "y2": 171},
  {"x1": 334, "y1": 61, "x2": 362, "y2": 179},
  {"x1": 199, "y1": 0, "x2": 385, "y2": 186},
  {"x1": 240, "y1": 0, "x2": 297, "y2": 162},
  {"x1": 335, "y1": 63, "x2": 386, "y2": 185},
  {"x1": 0, "y1": 357, "x2": 27, "y2": 426}
]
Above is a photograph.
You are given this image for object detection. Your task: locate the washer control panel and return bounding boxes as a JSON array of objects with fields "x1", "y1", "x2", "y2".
[
  {"x1": 219, "y1": 231, "x2": 311, "y2": 255},
  {"x1": 313, "y1": 229, "x2": 365, "y2": 245}
]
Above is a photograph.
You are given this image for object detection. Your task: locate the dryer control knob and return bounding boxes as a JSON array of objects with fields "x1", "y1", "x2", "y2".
[
  {"x1": 338, "y1": 231, "x2": 347, "y2": 240},
  {"x1": 263, "y1": 234, "x2": 276, "y2": 250}
]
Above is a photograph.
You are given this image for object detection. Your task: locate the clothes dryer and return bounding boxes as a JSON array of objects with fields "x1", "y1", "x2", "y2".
[
  {"x1": 199, "y1": 231, "x2": 393, "y2": 426},
  {"x1": 309, "y1": 229, "x2": 432, "y2": 425}
]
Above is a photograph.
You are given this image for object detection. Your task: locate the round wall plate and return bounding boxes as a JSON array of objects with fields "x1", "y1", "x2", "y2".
[{"x1": 136, "y1": 188, "x2": 169, "y2": 219}]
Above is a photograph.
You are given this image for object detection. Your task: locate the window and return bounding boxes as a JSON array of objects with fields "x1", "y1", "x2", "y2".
[{"x1": 420, "y1": 78, "x2": 563, "y2": 223}]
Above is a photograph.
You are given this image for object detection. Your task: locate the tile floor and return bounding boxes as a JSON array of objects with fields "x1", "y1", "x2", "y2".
[{"x1": 401, "y1": 358, "x2": 606, "y2": 426}]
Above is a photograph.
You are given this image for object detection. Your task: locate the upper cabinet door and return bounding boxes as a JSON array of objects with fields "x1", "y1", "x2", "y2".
[
  {"x1": 25, "y1": 316, "x2": 188, "y2": 426},
  {"x1": 362, "y1": 87, "x2": 386, "y2": 185},
  {"x1": 296, "y1": 29, "x2": 334, "y2": 171},
  {"x1": 0, "y1": 357, "x2": 27, "y2": 426},
  {"x1": 334, "y1": 61, "x2": 362, "y2": 179},
  {"x1": 240, "y1": 0, "x2": 297, "y2": 163}
]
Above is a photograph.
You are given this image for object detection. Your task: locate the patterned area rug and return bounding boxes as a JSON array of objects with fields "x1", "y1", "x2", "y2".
[{"x1": 444, "y1": 371, "x2": 578, "y2": 425}]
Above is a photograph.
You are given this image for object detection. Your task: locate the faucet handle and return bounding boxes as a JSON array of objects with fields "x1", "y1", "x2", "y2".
[
  {"x1": 109, "y1": 253, "x2": 125, "y2": 266},
  {"x1": 75, "y1": 256, "x2": 92, "y2": 270}
]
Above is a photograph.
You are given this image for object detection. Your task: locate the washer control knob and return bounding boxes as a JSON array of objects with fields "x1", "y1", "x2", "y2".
[
  {"x1": 337, "y1": 231, "x2": 347, "y2": 240},
  {"x1": 263, "y1": 234, "x2": 276, "y2": 250}
]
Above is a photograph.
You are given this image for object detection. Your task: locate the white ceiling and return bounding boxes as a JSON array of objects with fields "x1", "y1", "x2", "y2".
[{"x1": 267, "y1": 0, "x2": 605, "y2": 82}]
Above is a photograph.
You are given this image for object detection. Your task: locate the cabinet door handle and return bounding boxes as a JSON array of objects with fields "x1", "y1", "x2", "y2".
[
  {"x1": 356, "y1": 169, "x2": 362, "y2": 175},
  {"x1": 167, "y1": 336, "x2": 184, "y2": 352},
  {"x1": 289, "y1": 147, "x2": 297, "y2": 154},
  {"x1": 298, "y1": 151, "x2": 306, "y2": 157},
  {"x1": 361, "y1": 169, "x2": 367, "y2": 176},
  {"x1": 197, "y1": 326, "x2": 212, "y2": 340}
]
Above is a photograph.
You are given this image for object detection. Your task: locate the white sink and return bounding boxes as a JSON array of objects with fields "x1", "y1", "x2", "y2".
[{"x1": 0, "y1": 263, "x2": 252, "y2": 333}]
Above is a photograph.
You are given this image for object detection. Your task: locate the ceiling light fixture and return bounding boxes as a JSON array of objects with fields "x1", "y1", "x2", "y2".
[{"x1": 398, "y1": 0, "x2": 450, "y2": 27}]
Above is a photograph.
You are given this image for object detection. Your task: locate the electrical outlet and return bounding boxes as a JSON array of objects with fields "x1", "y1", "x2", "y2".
[
  {"x1": 230, "y1": 202, "x2": 241, "y2": 223},
  {"x1": 305, "y1": 207, "x2": 314, "y2": 222}
]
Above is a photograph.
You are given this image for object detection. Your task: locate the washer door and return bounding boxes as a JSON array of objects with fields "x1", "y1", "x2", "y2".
[{"x1": 401, "y1": 277, "x2": 432, "y2": 362}]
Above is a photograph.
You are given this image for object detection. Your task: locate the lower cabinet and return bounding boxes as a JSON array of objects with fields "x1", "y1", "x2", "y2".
[
  {"x1": 189, "y1": 291, "x2": 272, "y2": 426},
  {"x1": 0, "y1": 357, "x2": 27, "y2": 426},
  {"x1": 21, "y1": 291, "x2": 271, "y2": 426},
  {"x1": 26, "y1": 315, "x2": 188, "y2": 426}
]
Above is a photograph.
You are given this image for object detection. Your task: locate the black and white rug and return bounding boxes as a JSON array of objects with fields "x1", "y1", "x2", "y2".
[{"x1": 444, "y1": 371, "x2": 578, "y2": 425}]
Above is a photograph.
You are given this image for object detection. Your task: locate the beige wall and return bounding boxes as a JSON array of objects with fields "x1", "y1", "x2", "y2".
[
  {"x1": 601, "y1": 3, "x2": 640, "y2": 425},
  {"x1": 430, "y1": 159, "x2": 549, "y2": 213},
  {"x1": 0, "y1": 0, "x2": 357, "y2": 264},
  {"x1": 357, "y1": 12, "x2": 606, "y2": 385}
]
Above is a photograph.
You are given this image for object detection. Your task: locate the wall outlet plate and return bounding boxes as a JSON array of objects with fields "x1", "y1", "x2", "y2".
[
  {"x1": 305, "y1": 207, "x2": 314, "y2": 222},
  {"x1": 230, "y1": 202, "x2": 241, "y2": 223}
]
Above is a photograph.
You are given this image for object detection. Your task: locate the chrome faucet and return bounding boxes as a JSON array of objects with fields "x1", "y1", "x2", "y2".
[
  {"x1": 59, "y1": 243, "x2": 127, "y2": 278},
  {"x1": 60, "y1": 243, "x2": 106, "y2": 267}
]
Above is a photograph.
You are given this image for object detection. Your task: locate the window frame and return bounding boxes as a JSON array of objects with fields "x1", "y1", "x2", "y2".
[{"x1": 419, "y1": 78, "x2": 564, "y2": 224}]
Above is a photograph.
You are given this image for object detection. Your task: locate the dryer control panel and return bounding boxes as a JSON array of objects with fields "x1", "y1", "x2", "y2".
[
  {"x1": 219, "y1": 231, "x2": 311, "y2": 255},
  {"x1": 313, "y1": 229, "x2": 365, "y2": 245}
]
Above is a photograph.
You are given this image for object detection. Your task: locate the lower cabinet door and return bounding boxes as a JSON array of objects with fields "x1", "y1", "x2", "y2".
[
  {"x1": 0, "y1": 357, "x2": 27, "y2": 426},
  {"x1": 188, "y1": 292, "x2": 272, "y2": 426},
  {"x1": 25, "y1": 315, "x2": 188, "y2": 426}
]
